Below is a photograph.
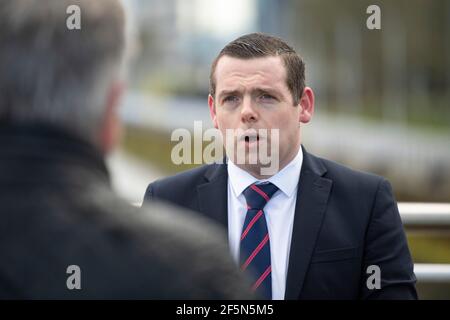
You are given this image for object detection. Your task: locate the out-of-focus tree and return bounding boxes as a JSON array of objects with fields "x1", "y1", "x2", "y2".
[{"x1": 286, "y1": 0, "x2": 450, "y2": 128}]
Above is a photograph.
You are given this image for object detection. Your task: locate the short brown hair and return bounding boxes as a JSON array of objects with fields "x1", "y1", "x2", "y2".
[{"x1": 209, "y1": 33, "x2": 305, "y2": 105}]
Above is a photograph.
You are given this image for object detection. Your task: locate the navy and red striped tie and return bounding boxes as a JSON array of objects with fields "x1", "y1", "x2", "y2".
[{"x1": 240, "y1": 182, "x2": 279, "y2": 299}]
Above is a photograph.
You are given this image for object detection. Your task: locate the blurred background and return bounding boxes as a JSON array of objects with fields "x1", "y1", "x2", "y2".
[{"x1": 106, "y1": 0, "x2": 450, "y2": 299}]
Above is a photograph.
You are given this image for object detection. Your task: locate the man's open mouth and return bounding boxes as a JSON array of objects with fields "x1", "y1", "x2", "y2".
[
  {"x1": 244, "y1": 134, "x2": 259, "y2": 142},
  {"x1": 239, "y1": 130, "x2": 260, "y2": 143}
]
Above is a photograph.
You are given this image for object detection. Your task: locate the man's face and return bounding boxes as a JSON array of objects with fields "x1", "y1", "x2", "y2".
[{"x1": 209, "y1": 55, "x2": 309, "y2": 177}]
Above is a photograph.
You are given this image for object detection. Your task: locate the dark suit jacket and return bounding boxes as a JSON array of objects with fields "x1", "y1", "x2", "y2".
[
  {"x1": 0, "y1": 123, "x2": 252, "y2": 299},
  {"x1": 143, "y1": 146, "x2": 418, "y2": 299}
]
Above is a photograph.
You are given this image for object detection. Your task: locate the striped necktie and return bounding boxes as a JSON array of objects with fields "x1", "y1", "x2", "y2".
[{"x1": 240, "y1": 182, "x2": 279, "y2": 299}]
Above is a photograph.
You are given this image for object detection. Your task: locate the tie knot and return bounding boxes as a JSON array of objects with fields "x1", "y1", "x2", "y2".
[{"x1": 243, "y1": 182, "x2": 279, "y2": 211}]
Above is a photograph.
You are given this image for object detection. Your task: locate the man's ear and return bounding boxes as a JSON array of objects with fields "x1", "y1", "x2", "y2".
[
  {"x1": 99, "y1": 81, "x2": 125, "y2": 154},
  {"x1": 299, "y1": 86, "x2": 315, "y2": 124},
  {"x1": 208, "y1": 94, "x2": 219, "y2": 129}
]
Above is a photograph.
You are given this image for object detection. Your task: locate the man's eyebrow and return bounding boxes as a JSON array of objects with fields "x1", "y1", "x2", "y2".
[
  {"x1": 253, "y1": 88, "x2": 281, "y2": 97},
  {"x1": 217, "y1": 88, "x2": 282, "y2": 99},
  {"x1": 217, "y1": 90, "x2": 240, "y2": 98}
]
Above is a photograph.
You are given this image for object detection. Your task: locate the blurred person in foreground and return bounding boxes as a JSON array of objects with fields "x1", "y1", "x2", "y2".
[
  {"x1": 0, "y1": 0, "x2": 252, "y2": 299},
  {"x1": 143, "y1": 33, "x2": 418, "y2": 300}
]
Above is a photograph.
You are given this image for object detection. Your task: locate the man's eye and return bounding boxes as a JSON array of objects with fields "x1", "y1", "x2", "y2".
[
  {"x1": 260, "y1": 94, "x2": 275, "y2": 101},
  {"x1": 223, "y1": 96, "x2": 239, "y2": 103}
]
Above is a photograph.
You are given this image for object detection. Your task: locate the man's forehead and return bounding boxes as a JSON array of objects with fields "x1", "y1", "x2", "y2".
[
  {"x1": 215, "y1": 55, "x2": 285, "y2": 74},
  {"x1": 215, "y1": 55, "x2": 287, "y2": 91}
]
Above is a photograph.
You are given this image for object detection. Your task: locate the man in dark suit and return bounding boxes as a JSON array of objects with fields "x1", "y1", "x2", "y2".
[
  {"x1": 0, "y1": 0, "x2": 252, "y2": 299},
  {"x1": 143, "y1": 33, "x2": 418, "y2": 299}
]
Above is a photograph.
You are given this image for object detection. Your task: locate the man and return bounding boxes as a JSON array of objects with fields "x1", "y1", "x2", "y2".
[
  {"x1": 0, "y1": 0, "x2": 252, "y2": 299},
  {"x1": 143, "y1": 33, "x2": 418, "y2": 299}
]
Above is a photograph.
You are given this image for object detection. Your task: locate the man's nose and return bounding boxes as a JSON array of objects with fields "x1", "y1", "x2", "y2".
[{"x1": 240, "y1": 96, "x2": 258, "y2": 123}]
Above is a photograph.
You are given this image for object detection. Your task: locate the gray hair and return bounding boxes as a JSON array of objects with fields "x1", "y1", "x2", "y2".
[{"x1": 0, "y1": 0, "x2": 126, "y2": 143}]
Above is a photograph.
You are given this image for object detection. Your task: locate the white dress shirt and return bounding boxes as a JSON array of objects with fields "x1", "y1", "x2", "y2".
[{"x1": 227, "y1": 147, "x2": 303, "y2": 300}]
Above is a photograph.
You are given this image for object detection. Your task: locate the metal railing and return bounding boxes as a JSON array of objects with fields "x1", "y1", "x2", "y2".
[
  {"x1": 135, "y1": 200, "x2": 450, "y2": 282},
  {"x1": 398, "y1": 202, "x2": 450, "y2": 283},
  {"x1": 399, "y1": 202, "x2": 450, "y2": 227}
]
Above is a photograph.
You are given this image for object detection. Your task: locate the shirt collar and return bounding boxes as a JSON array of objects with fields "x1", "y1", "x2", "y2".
[{"x1": 227, "y1": 146, "x2": 303, "y2": 198}]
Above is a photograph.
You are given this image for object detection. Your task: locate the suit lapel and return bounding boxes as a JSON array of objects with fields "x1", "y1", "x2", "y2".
[
  {"x1": 197, "y1": 163, "x2": 229, "y2": 231},
  {"x1": 284, "y1": 146, "x2": 332, "y2": 299},
  {"x1": 195, "y1": 151, "x2": 332, "y2": 299}
]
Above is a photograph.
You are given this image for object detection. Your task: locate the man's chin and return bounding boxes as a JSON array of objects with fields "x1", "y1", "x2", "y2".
[{"x1": 235, "y1": 162, "x2": 266, "y2": 178}]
